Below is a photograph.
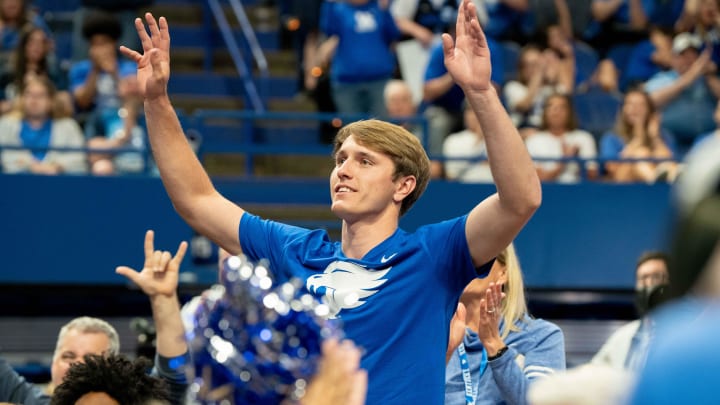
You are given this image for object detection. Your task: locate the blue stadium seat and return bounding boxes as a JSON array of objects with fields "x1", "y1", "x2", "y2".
[
  {"x1": 572, "y1": 89, "x2": 622, "y2": 139},
  {"x1": 53, "y1": 31, "x2": 73, "y2": 63},
  {"x1": 573, "y1": 41, "x2": 599, "y2": 85},
  {"x1": 606, "y1": 43, "x2": 635, "y2": 74},
  {"x1": 498, "y1": 40, "x2": 521, "y2": 84}
]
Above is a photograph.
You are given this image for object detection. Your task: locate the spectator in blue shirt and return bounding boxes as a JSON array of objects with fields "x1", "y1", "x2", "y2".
[
  {"x1": 0, "y1": 75, "x2": 86, "y2": 174},
  {"x1": 69, "y1": 10, "x2": 145, "y2": 175},
  {"x1": 320, "y1": 0, "x2": 400, "y2": 117},
  {"x1": 599, "y1": 88, "x2": 677, "y2": 183},
  {"x1": 644, "y1": 32, "x2": 720, "y2": 159}
]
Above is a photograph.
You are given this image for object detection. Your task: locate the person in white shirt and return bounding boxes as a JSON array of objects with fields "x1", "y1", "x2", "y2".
[
  {"x1": 524, "y1": 93, "x2": 598, "y2": 183},
  {"x1": 443, "y1": 102, "x2": 493, "y2": 183}
]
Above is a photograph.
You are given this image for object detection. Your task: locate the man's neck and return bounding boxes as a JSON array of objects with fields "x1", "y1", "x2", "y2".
[{"x1": 341, "y1": 215, "x2": 398, "y2": 259}]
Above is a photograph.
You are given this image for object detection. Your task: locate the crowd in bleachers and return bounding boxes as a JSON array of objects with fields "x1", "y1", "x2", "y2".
[
  {"x1": 0, "y1": 0, "x2": 150, "y2": 176},
  {"x1": 1, "y1": 0, "x2": 718, "y2": 181},
  {"x1": 285, "y1": 0, "x2": 720, "y2": 184}
]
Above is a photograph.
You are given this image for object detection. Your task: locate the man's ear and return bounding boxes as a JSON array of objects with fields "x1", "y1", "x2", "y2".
[{"x1": 394, "y1": 175, "x2": 416, "y2": 203}]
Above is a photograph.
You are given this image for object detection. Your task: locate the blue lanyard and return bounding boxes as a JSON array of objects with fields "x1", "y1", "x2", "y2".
[{"x1": 457, "y1": 342, "x2": 488, "y2": 405}]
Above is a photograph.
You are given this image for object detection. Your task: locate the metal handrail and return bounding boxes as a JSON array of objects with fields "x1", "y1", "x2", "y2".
[
  {"x1": 0, "y1": 143, "x2": 155, "y2": 175},
  {"x1": 193, "y1": 109, "x2": 431, "y2": 148},
  {"x1": 0, "y1": 108, "x2": 681, "y2": 182},
  {"x1": 227, "y1": 0, "x2": 269, "y2": 79},
  {"x1": 206, "y1": 0, "x2": 265, "y2": 113}
]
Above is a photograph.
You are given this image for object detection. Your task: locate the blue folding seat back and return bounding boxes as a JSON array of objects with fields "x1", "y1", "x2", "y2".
[
  {"x1": 574, "y1": 41, "x2": 600, "y2": 85},
  {"x1": 572, "y1": 90, "x2": 622, "y2": 139},
  {"x1": 499, "y1": 40, "x2": 521, "y2": 84}
]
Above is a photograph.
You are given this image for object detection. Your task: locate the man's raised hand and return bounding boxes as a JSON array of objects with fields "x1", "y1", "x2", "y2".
[
  {"x1": 119, "y1": 13, "x2": 171, "y2": 102},
  {"x1": 442, "y1": 0, "x2": 492, "y2": 94},
  {"x1": 116, "y1": 230, "x2": 187, "y2": 298}
]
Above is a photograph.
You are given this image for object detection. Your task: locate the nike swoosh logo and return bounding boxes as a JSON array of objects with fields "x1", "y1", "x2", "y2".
[{"x1": 380, "y1": 253, "x2": 397, "y2": 263}]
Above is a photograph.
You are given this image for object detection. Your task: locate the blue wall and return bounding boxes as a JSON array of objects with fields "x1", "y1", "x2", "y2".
[
  {"x1": 0, "y1": 175, "x2": 674, "y2": 289},
  {"x1": 403, "y1": 182, "x2": 675, "y2": 289}
]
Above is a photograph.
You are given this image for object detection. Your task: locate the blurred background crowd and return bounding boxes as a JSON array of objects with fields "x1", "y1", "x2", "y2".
[{"x1": 1, "y1": 0, "x2": 719, "y2": 183}]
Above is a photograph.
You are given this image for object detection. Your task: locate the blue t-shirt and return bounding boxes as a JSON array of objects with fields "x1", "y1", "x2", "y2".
[
  {"x1": 483, "y1": 2, "x2": 533, "y2": 41},
  {"x1": 69, "y1": 59, "x2": 137, "y2": 111},
  {"x1": 584, "y1": 0, "x2": 655, "y2": 40},
  {"x1": 646, "y1": 0, "x2": 683, "y2": 29},
  {"x1": 621, "y1": 40, "x2": 660, "y2": 92},
  {"x1": 320, "y1": 1, "x2": 400, "y2": 83},
  {"x1": 644, "y1": 70, "x2": 717, "y2": 152},
  {"x1": 239, "y1": 213, "x2": 487, "y2": 405},
  {"x1": 424, "y1": 38, "x2": 504, "y2": 112},
  {"x1": 599, "y1": 131, "x2": 678, "y2": 164},
  {"x1": 413, "y1": 0, "x2": 458, "y2": 35},
  {"x1": 20, "y1": 120, "x2": 52, "y2": 161}
]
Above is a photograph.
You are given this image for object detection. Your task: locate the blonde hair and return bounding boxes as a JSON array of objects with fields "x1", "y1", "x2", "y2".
[
  {"x1": 613, "y1": 88, "x2": 657, "y2": 148},
  {"x1": 333, "y1": 119, "x2": 431, "y2": 216},
  {"x1": 53, "y1": 317, "x2": 120, "y2": 359},
  {"x1": 498, "y1": 243, "x2": 529, "y2": 340}
]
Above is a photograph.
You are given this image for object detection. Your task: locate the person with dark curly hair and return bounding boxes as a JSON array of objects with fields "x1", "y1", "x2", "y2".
[
  {"x1": 50, "y1": 354, "x2": 171, "y2": 405},
  {"x1": 69, "y1": 9, "x2": 145, "y2": 175}
]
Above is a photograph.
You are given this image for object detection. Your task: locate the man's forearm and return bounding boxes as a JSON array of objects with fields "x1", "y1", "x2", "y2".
[
  {"x1": 150, "y1": 294, "x2": 187, "y2": 358},
  {"x1": 144, "y1": 98, "x2": 216, "y2": 216},
  {"x1": 468, "y1": 87, "x2": 541, "y2": 213}
]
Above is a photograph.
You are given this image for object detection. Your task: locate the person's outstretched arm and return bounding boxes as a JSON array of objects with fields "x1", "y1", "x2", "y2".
[
  {"x1": 647, "y1": 48, "x2": 712, "y2": 109},
  {"x1": 116, "y1": 230, "x2": 190, "y2": 405},
  {"x1": 120, "y1": 14, "x2": 244, "y2": 254},
  {"x1": 443, "y1": 0, "x2": 541, "y2": 268},
  {"x1": 0, "y1": 356, "x2": 49, "y2": 405}
]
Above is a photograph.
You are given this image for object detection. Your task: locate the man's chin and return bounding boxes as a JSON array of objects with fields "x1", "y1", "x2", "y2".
[
  {"x1": 330, "y1": 202, "x2": 353, "y2": 219},
  {"x1": 330, "y1": 202, "x2": 343, "y2": 215}
]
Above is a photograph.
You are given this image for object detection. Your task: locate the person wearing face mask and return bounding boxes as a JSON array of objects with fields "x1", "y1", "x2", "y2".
[{"x1": 591, "y1": 251, "x2": 670, "y2": 370}]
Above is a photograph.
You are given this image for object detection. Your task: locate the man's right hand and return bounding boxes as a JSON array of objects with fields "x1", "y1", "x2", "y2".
[
  {"x1": 120, "y1": 13, "x2": 171, "y2": 102},
  {"x1": 115, "y1": 230, "x2": 187, "y2": 299}
]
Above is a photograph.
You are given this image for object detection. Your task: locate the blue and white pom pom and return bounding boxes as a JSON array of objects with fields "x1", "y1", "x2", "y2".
[{"x1": 182, "y1": 255, "x2": 342, "y2": 404}]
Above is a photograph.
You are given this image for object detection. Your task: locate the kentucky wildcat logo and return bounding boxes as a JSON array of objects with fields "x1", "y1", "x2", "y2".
[{"x1": 306, "y1": 261, "x2": 390, "y2": 318}]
